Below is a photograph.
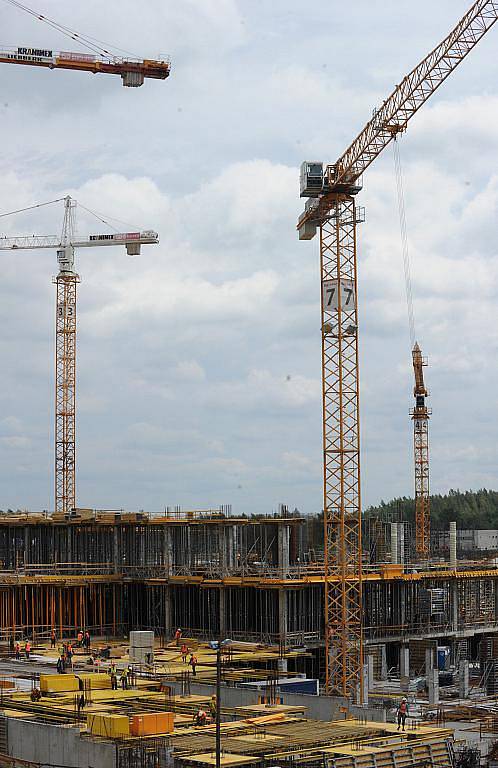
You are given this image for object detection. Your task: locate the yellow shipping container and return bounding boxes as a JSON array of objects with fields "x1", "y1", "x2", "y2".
[
  {"x1": 77, "y1": 673, "x2": 111, "y2": 690},
  {"x1": 40, "y1": 674, "x2": 79, "y2": 694},
  {"x1": 88, "y1": 713, "x2": 130, "y2": 738}
]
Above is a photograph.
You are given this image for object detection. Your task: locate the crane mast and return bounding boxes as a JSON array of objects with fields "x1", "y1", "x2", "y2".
[
  {"x1": 55, "y1": 197, "x2": 78, "y2": 515},
  {"x1": 298, "y1": 0, "x2": 498, "y2": 699},
  {"x1": 411, "y1": 344, "x2": 431, "y2": 558}
]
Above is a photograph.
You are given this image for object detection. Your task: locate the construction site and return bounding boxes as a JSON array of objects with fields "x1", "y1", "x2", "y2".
[{"x1": 2, "y1": 1, "x2": 498, "y2": 767}]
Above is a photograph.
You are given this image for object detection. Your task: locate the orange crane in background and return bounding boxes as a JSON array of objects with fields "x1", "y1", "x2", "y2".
[
  {"x1": 0, "y1": 0, "x2": 170, "y2": 86},
  {"x1": 411, "y1": 344, "x2": 431, "y2": 558},
  {"x1": 0, "y1": 46, "x2": 170, "y2": 87},
  {"x1": 297, "y1": 1, "x2": 498, "y2": 699},
  {"x1": 0, "y1": 197, "x2": 159, "y2": 515}
]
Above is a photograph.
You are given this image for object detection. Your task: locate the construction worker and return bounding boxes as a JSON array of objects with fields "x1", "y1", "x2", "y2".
[
  {"x1": 174, "y1": 628, "x2": 182, "y2": 646},
  {"x1": 397, "y1": 697, "x2": 408, "y2": 731},
  {"x1": 25, "y1": 640, "x2": 31, "y2": 660},
  {"x1": 56, "y1": 655, "x2": 64, "y2": 674},
  {"x1": 67, "y1": 643, "x2": 73, "y2": 664},
  {"x1": 120, "y1": 669, "x2": 128, "y2": 690},
  {"x1": 30, "y1": 688, "x2": 41, "y2": 702},
  {"x1": 109, "y1": 660, "x2": 117, "y2": 676},
  {"x1": 189, "y1": 653, "x2": 197, "y2": 676},
  {"x1": 77, "y1": 693, "x2": 85, "y2": 714},
  {"x1": 14, "y1": 642, "x2": 20, "y2": 660},
  {"x1": 50, "y1": 629, "x2": 57, "y2": 649},
  {"x1": 181, "y1": 643, "x2": 188, "y2": 663},
  {"x1": 77, "y1": 630, "x2": 83, "y2": 647},
  {"x1": 84, "y1": 631, "x2": 90, "y2": 650},
  {"x1": 194, "y1": 708, "x2": 207, "y2": 726},
  {"x1": 209, "y1": 695, "x2": 217, "y2": 719},
  {"x1": 110, "y1": 672, "x2": 118, "y2": 690}
]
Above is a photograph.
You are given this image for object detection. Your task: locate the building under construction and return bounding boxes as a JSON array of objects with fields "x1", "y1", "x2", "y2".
[{"x1": 1, "y1": 506, "x2": 498, "y2": 684}]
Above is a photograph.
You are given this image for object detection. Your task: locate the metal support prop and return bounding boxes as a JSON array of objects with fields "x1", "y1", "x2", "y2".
[
  {"x1": 320, "y1": 194, "x2": 363, "y2": 699},
  {"x1": 215, "y1": 645, "x2": 221, "y2": 768},
  {"x1": 55, "y1": 273, "x2": 78, "y2": 515}
]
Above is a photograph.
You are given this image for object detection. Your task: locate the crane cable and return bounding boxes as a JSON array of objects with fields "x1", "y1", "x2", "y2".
[
  {"x1": 393, "y1": 137, "x2": 416, "y2": 349},
  {"x1": 1, "y1": 0, "x2": 140, "y2": 59},
  {"x1": 0, "y1": 197, "x2": 64, "y2": 219},
  {"x1": 0, "y1": 197, "x2": 143, "y2": 237},
  {"x1": 77, "y1": 202, "x2": 143, "y2": 234}
]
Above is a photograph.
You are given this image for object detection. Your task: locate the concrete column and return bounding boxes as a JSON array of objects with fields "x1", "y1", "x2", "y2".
[
  {"x1": 219, "y1": 526, "x2": 237, "y2": 576},
  {"x1": 398, "y1": 524, "x2": 405, "y2": 565},
  {"x1": 380, "y1": 644, "x2": 388, "y2": 681},
  {"x1": 219, "y1": 526, "x2": 227, "y2": 576},
  {"x1": 277, "y1": 658, "x2": 288, "y2": 673},
  {"x1": 225, "y1": 526, "x2": 237, "y2": 572},
  {"x1": 140, "y1": 525, "x2": 146, "y2": 567},
  {"x1": 278, "y1": 525, "x2": 291, "y2": 576},
  {"x1": 399, "y1": 582, "x2": 406, "y2": 629},
  {"x1": 450, "y1": 521, "x2": 457, "y2": 568},
  {"x1": 278, "y1": 590, "x2": 287, "y2": 645},
  {"x1": 219, "y1": 588, "x2": 226, "y2": 637},
  {"x1": 459, "y1": 660, "x2": 469, "y2": 698},
  {"x1": 24, "y1": 526, "x2": 30, "y2": 566},
  {"x1": 357, "y1": 663, "x2": 369, "y2": 705},
  {"x1": 66, "y1": 525, "x2": 72, "y2": 563},
  {"x1": 164, "y1": 527, "x2": 174, "y2": 576},
  {"x1": 425, "y1": 646, "x2": 434, "y2": 675},
  {"x1": 367, "y1": 654, "x2": 375, "y2": 689},
  {"x1": 400, "y1": 645, "x2": 410, "y2": 678},
  {"x1": 164, "y1": 587, "x2": 172, "y2": 639},
  {"x1": 451, "y1": 581, "x2": 459, "y2": 632},
  {"x1": 494, "y1": 579, "x2": 498, "y2": 626},
  {"x1": 113, "y1": 526, "x2": 120, "y2": 574},
  {"x1": 391, "y1": 523, "x2": 398, "y2": 564},
  {"x1": 428, "y1": 668, "x2": 439, "y2": 705}
]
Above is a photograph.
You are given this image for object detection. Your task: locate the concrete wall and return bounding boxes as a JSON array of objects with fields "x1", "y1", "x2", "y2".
[
  {"x1": 437, "y1": 529, "x2": 498, "y2": 554},
  {"x1": 7, "y1": 718, "x2": 116, "y2": 768},
  {"x1": 167, "y1": 680, "x2": 386, "y2": 723}
]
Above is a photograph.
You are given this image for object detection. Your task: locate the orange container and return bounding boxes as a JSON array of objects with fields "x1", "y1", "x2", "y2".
[
  {"x1": 130, "y1": 712, "x2": 174, "y2": 736},
  {"x1": 155, "y1": 712, "x2": 174, "y2": 733}
]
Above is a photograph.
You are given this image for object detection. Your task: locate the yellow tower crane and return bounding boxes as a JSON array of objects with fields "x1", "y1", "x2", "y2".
[
  {"x1": 297, "y1": 1, "x2": 498, "y2": 699},
  {"x1": 0, "y1": 197, "x2": 159, "y2": 515},
  {"x1": 411, "y1": 343, "x2": 431, "y2": 558}
]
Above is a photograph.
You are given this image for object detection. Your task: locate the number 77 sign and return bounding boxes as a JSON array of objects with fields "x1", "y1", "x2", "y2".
[{"x1": 322, "y1": 279, "x2": 355, "y2": 312}]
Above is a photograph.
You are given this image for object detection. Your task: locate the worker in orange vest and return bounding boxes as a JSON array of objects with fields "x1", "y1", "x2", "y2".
[
  {"x1": 15, "y1": 642, "x2": 20, "y2": 660},
  {"x1": 181, "y1": 643, "x2": 188, "y2": 663},
  {"x1": 25, "y1": 640, "x2": 31, "y2": 660},
  {"x1": 189, "y1": 653, "x2": 197, "y2": 676},
  {"x1": 397, "y1": 697, "x2": 408, "y2": 731},
  {"x1": 174, "y1": 628, "x2": 182, "y2": 646}
]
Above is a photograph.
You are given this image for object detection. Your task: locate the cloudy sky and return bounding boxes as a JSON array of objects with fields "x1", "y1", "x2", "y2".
[{"x1": 0, "y1": 0, "x2": 497, "y2": 515}]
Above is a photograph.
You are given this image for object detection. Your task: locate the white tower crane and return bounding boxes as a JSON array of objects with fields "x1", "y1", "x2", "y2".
[{"x1": 0, "y1": 195, "x2": 159, "y2": 515}]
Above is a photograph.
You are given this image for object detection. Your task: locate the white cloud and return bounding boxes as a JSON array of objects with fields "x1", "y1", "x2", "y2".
[{"x1": 2, "y1": 0, "x2": 498, "y2": 515}]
